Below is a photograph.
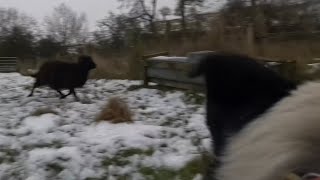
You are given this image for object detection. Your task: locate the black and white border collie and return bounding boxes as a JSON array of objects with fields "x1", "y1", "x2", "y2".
[{"x1": 190, "y1": 52, "x2": 320, "y2": 180}]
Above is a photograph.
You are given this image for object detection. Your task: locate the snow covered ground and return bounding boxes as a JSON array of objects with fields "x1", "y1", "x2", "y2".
[{"x1": 0, "y1": 73, "x2": 211, "y2": 180}]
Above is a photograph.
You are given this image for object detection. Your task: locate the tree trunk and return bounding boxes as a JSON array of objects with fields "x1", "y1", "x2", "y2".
[
  {"x1": 180, "y1": 1, "x2": 187, "y2": 34},
  {"x1": 150, "y1": 0, "x2": 158, "y2": 35}
]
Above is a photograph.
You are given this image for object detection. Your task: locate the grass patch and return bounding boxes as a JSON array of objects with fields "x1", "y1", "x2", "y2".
[
  {"x1": 179, "y1": 156, "x2": 209, "y2": 179},
  {"x1": 0, "y1": 149, "x2": 19, "y2": 163},
  {"x1": 183, "y1": 91, "x2": 205, "y2": 105},
  {"x1": 126, "y1": 85, "x2": 145, "y2": 91},
  {"x1": 46, "y1": 163, "x2": 64, "y2": 174},
  {"x1": 102, "y1": 157, "x2": 129, "y2": 167},
  {"x1": 160, "y1": 117, "x2": 185, "y2": 128},
  {"x1": 140, "y1": 167, "x2": 176, "y2": 180},
  {"x1": 120, "y1": 148, "x2": 154, "y2": 157},
  {"x1": 22, "y1": 140, "x2": 65, "y2": 150},
  {"x1": 160, "y1": 121, "x2": 173, "y2": 127},
  {"x1": 31, "y1": 107, "x2": 58, "y2": 116},
  {"x1": 139, "y1": 155, "x2": 211, "y2": 180},
  {"x1": 102, "y1": 148, "x2": 154, "y2": 167}
]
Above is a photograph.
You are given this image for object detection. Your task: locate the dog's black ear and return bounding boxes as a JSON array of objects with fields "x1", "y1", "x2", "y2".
[
  {"x1": 188, "y1": 58, "x2": 206, "y2": 78},
  {"x1": 78, "y1": 55, "x2": 92, "y2": 63}
]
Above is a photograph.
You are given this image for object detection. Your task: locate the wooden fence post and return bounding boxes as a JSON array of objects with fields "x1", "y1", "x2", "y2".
[
  {"x1": 142, "y1": 56, "x2": 149, "y2": 87},
  {"x1": 246, "y1": 23, "x2": 255, "y2": 55},
  {"x1": 141, "y1": 52, "x2": 169, "y2": 87}
]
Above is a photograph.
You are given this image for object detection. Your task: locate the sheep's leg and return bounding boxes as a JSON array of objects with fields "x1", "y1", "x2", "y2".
[
  {"x1": 56, "y1": 89, "x2": 67, "y2": 99},
  {"x1": 60, "y1": 89, "x2": 76, "y2": 99},
  {"x1": 28, "y1": 82, "x2": 39, "y2": 97},
  {"x1": 70, "y1": 88, "x2": 79, "y2": 100},
  {"x1": 62, "y1": 90, "x2": 73, "y2": 99},
  {"x1": 28, "y1": 86, "x2": 36, "y2": 97},
  {"x1": 62, "y1": 91, "x2": 72, "y2": 98}
]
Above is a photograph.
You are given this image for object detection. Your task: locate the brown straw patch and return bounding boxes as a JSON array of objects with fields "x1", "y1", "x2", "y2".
[{"x1": 96, "y1": 97, "x2": 133, "y2": 124}]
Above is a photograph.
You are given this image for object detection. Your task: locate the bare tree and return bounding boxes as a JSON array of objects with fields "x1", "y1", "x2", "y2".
[
  {"x1": 175, "y1": 0, "x2": 205, "y2": 33},
  {"x1": 95, "y1": 13, "x2": 128, "y2": 49},
  {"x1": 222, "y1": 0, "x2": 320, "y2": 33},
  {"x1": 0, "y1": 8, "x2": 38, "y2": 58},
  {"x1": 118, "y1": 0, "x2": 158, "y2": 34},
  {"x1": 44, "y1": 3, "x2": 88, "y2": 46},
  {"x1": 95, "y1": 12, "x2": 142, "y2": 50},
  {"x1": 159, "y1": 6, "x2": 171, "y2": 20},
  {"x1": 159, "y1": 6, "x2": 172, "y2": 42},
  {"x1": 0, "y1": 8, "x2": 38, "y2": 37}
]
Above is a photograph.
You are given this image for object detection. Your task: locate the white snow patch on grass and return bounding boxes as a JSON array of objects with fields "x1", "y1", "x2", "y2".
[
  {"x1": 23, "y1": 114, "x2": 60, "y2": 133},
  {"x1": 0, "y1": 73, "x2": 211, "y2": 180}
]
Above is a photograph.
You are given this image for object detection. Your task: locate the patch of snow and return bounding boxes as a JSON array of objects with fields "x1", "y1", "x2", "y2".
[
  {"x1": 23, "y1": 114, "x2": 60, "y2": 133},
  {"x1": 0, "y1": 73, "x2": 210, "y2": 179},
  {"x1": 307, "y1": 63, "x2": 320, "y2": 74},
  {"x1": 193, "y1": 174, "x2": 203, "y2": 180},
  {"x1": 162, "y1": 154, "x2": 197, "y2": 170},
  {"x1": 149, "y1": 56, "x2": 188, "y2": 62}
]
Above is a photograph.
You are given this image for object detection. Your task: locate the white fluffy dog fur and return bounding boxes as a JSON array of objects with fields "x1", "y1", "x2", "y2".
[{"x1": 216, "y1": 82, "x2": 320, "y2": 180}]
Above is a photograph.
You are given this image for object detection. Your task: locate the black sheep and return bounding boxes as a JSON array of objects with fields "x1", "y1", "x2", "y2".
[
  {"x1": 189, "y1": 52, "x2": 296, "y2": 161},
  {"x1": 28, "y1": 55, "x2": 96, "y2": 99}
]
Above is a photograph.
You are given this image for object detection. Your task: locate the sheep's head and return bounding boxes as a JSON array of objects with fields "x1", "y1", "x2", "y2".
[{"x1": 78, "y1": 55, "x2": 96, "y2": 70}]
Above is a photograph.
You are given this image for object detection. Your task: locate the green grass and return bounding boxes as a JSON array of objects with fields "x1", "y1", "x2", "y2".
[
  {"x1": 102, "y1": 148, "x2": 154, "y2": 167},
  {"x1": 0, "y1": 148, "x2": 19, "y2": 163},
  {"x1": 99, "y1": 147, "x2": 212, "y2": 180},
  {"x1": 183, "y1": 91, "x2": 205, "y2": 105},
  {"x1": 46, "y1": 163, "x2": 64, "y2": 174},
  {"x1": 139, "y1": 154, "x2": 211, "y2": 180}
]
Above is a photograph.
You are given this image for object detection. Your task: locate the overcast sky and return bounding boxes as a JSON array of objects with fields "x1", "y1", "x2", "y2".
[{"x1": 0, "y1": 0, "x2": 224, "y2": 31}]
